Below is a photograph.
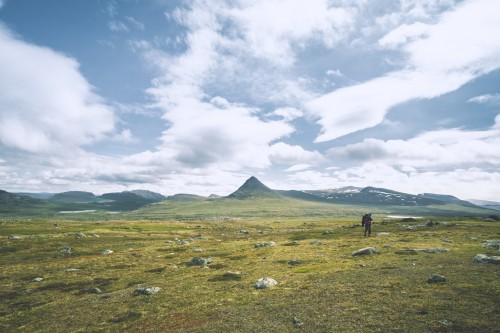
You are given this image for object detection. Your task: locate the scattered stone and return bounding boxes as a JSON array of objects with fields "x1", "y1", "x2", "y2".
[
  {"x1": 136, "y1": 286, "x2": 161, "y2": 295},
  {"x1": 176, "y1": 240, "x2": 191, "y2": 245},
  {"x1": 32, "y1": 277, "x2": 44, "y2": 282},
  {"x1": 8, "y1": 235, "x2": 22, "y2": 240},
  {"x1": 427, "y1": 274, "x2": 446, "y2": 284},
  {"x1": 287, "y1": 260, "x2": 303, "y2": 266},
  {"x1": 376, "y1": 232, "x2": 390, "y2": 236},
  {"x1": 201, "y1": 266, "x2": 210, "y2": 269},
  {"x1": 309, "y1": 240, "x2": 322, "y2": 245},
  {"x1": 322, "y1": 230, "x2": 334, "y2": 235},
  {"x1": 352, "y1": 247, "x2": 380, "y2": 256},
  {"x1": 101, "y1": 249, "x2": 114, "y2": 255},
  {"x1": 254, "y1": 277, "x2": 278, "y2": 289},
  {"x1": 483, "y1": 240, "x2": 500, "y2": 251},
  {"x1": 75, "y1": 232, "x2": 86, "y2": 239},
  {"x1": 438, "y1": 319, "x2": 452, "y2": 326},
  {"x1": 415, "y1": 248, "x2": 449, "y2": 254},
  {"x1": 292, "y1": 316, "x2": 303, "y2": 327},
  {"x1": 473, "y1": 254, "x2": 500, "y2": 264},
  {"x1": 239, "y1": 230, "x2": 250, "y2": 234},
  {"x1": 65, "y1": 268, "x2": 79, "y2": 272},
  {"x1": 189, "y1": 257, "x2": 213, "y2": 266},
  {"x1": 254, "y1": 241, "x2": 276, "y2": 248},
  {"x1": 192, "y1": 248, "x2": 203, "y2": 252},
  {"x1": 60, "y1": 247, "x2": 72, "y2": 254},
  {"x1": 89, "y1": 287, "x2": 102, "y2": 294},
  {"x1": 422, "y1": 233, "x2": 435, "y2": 237},
  {"x1": 442, "y1": 239, "x2": 453, "y2": 243}
]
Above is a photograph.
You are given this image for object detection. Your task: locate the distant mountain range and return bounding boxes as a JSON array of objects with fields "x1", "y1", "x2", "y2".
[
  {"x1": 0, "y1": 189, "x2": 166, "y2": 215},
  {"x1": 1, "y1": 176, "x2": 499, "y2": 216}
]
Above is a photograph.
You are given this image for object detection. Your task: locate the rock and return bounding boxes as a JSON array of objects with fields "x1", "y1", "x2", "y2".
[
  {"x1": 32, "y1": 277, "x2": 44, "y2": 282},
  {"x1": 176, "y1": 240, "x2": 190, "y2": 245},
  {"x1": 309, "y1": 240, "x2": 322, "y2": 245},
  {"x1": 473, "y1": 254, "x2": 500, "y2": 264},
  {"x1": 192, "y1": 248, "x2": 203, "y2": 252},
  {"x1": 60, "y1": 247, "x2": 72, "y2": 254},
  {"x1": 8, "y1": 235, "x2": 22, "y2": 240},
  {"x1": 352, "y1": 247, "x2": 380, "y2": 256},
  {"x1": 89, "y1": 287, "x2": 102, "y2": 294},
  {"x1": 101, "y1": 249, "x2": 114, "y2": 255},
  {"x1": 189, "y1": 257, "x2": 213, "y2": 266},
  {"x1": 136, "y1": 286, "x2": 161, "y2": 295},
  {"x1": 254, "y1": 241, "x2": 276, "y2": 248},
  {"x1": 292, "y1": 316, "x2": 303, "y2": 327},
  {"x1": 287, "y1": 260, "x2": 303, "y2": 266},
  {"x1": 442, "y1": 239, "x2": 453, "y2": 243},
  {"x1": 415, "y1": 248, "x2": 449, "y2": 253},
  {"x1": 65, "y1": 268, "x2": 79, "y2": 272},
  {"x1": 75, "y1": 232, "x2": 86, "y2": 239},
  {"x1": 482, "y1": 240, "x2": 500, "y2": 251},
  {"x1": 254, "y1": 277, "x2": 278, "y2": 289},
  {"x1": 376, "y1": 232, "x2": 390, "y2": 236},
  {"x1": 427, "y1": 274, "x2": 446, "y2": 284},
  {"x1": 322, "y1": 231, "x2": 334, "y2": 235},
  {"x1": 239, "y1": 230, "x2": 250, "y2": 234}
]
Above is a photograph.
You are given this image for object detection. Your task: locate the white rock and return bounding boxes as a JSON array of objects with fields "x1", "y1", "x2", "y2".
[
  {"x1": 352, "y1": 247, "x2": 381, "y2": 256},
  {"x1": 254, "y1": 277, "x2": 278, "y2": 289},
  {"x1": 473, "y1": 254, "x2": 500, "y2": 264},
  {"x1": 32, "y1": 277, "x2": 44, "y2": 282},
  {"x1": 136, "y1": 286, "x2": 161, "y2": 295},
  {"x1": 101, "y1": 249, "x2": 114, "y2": 255}
]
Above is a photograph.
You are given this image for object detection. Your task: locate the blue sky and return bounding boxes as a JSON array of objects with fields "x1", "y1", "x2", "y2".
[{"x1": 0, "y1": 0, "x2": 499, "y2": 201}]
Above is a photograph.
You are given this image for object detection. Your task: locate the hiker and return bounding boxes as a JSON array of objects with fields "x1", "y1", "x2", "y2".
[{"x1": 361, "y1": 213, "x2": 373, "y2": 237}]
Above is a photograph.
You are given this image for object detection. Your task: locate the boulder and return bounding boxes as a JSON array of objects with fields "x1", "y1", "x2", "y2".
[
  {"x1": 473, "y1": 254, "x2": 500, "y2": 264},
  {"x1": 352, "y1": 247, "x2": 380, "y2": 256},
  {"x1": 254, "y1": 277, "x2": 278, "y2": 289},
  {"x1": 8, "y1": 235, "x2": 22, "y2": 240},
  {"x1": 254, "y1": 241, "x2": 276, "y2": 248},
  {"x1": 101, "y1": 249, "x2": 114, "y2": 255},
  {"x1": 136, "y1": 286, "x2": 161, "y2": 295},
  {"x1": 60, "y1": 247, "x2": 72, "y2": 254},
  {"x1": 483, "y1": 240, "x2": 500, "y2": 251},
  {"x1": 415, "y1": 248, "x2": 449, "y2": 253},
  {"x1": 427, "y1": 274, "x2": 446, "y2": 284},
  {"x1": 189, "y1": 257, "x2": 213, "y2": 266}
]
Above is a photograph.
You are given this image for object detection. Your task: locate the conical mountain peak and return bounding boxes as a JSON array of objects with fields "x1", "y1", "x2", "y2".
[{"x1": 227, "y1": 176, "x2": 282, "y2": 199}]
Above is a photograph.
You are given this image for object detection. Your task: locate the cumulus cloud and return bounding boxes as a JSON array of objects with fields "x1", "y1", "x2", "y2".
[
  {"x1": 328, "y1": 125, "x2": 500, "y2": 169},
  {"x1": 269, "y1": 142, "x2": 325, "y2": 165},
  {"x1": 0, "y1": 25, "x2": 115, "y2": 153},
  {"x1": 307, "y1": 0, "x2": 500, "y2": 142}
]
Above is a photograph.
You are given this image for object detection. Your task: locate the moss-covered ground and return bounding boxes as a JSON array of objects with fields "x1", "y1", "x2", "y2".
[{"x1": 0, "y1": 200, "x2": 499, "y2": 332}]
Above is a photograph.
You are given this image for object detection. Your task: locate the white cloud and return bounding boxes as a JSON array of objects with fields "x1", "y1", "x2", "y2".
[
  {"x1": 108, "y1": 20, "x2": 129, "y2": 32},
  {"x1": 285, "y1": 164, "x2": 312, "y2": 172},
  {"x1": 468, "y1": 93, "x2": 500, "y2": 105},
  {"x1": 326, "y1": 69, "x2": 344, "y2": 77},
  {"x1": 307, "y1": 0, "x2": 500, "y2": 142},
  {"x1": 271, "y1": 107, "x2": 303, "y2": 121},
  {"x1": 328, "y1": 124, "x2": 500, "y2": 168},
  {"x1": 379, "y1": 22, "x2": 430, "y2": 49},
  {"x1": 125, "y1": 16, "x2": 145, "y2": 31},
  {"x1": 0, "y1": 26, "x2": 115, "y2": 153},
  {"x1": 269, "y1": 142, "x2": 325, "y2": 166}
]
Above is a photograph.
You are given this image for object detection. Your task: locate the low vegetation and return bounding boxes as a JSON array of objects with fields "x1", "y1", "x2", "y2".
[{"x1": 1, "y1": 199, "x2": 499, "y2": 332}]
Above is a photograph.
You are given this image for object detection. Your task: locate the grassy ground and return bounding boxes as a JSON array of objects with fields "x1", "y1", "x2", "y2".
[{"x1": 1, "y1": 201, "x2": 499, "y2": 332}]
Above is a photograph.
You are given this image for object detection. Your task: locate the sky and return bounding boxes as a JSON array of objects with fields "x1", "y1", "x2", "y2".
[{"x1": 0, "y1": 0, "x2": 499, "y2": 201}]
